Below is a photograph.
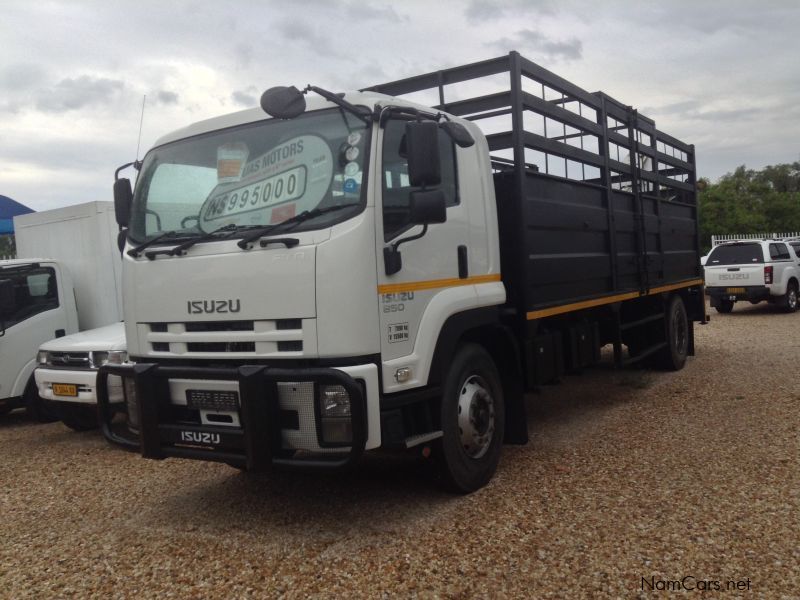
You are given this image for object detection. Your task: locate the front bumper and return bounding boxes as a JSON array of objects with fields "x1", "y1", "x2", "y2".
[
  {"x1": 707, "y1": 285, "x2": 771, "y2": 305},
  {"x1": 35, "y1": 367, "x2": 123, "y2": 405},
  {"x1": 97, "y1": 363, "x2": 369, "y2": 470}
]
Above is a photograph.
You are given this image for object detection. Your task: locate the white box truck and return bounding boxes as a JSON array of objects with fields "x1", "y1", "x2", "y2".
[
  {"x1": 98, "y1": 53, "x2": 705, "y2": 492},
  {"x1": 0, "y1": 201, "x2": 122, "y2": 419}
]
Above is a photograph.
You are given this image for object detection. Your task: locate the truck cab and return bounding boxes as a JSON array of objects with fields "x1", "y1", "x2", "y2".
[{"x1": 0, "y1": 259, "x2": 78, "y2": 417}]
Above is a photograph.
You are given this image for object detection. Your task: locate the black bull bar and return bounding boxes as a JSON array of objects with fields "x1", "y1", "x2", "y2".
[{"x1": 96, "y1": 363, "x2": 367, "y2": 470}]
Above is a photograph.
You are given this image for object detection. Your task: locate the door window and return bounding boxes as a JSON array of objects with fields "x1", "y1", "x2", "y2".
[
  {"x1": 769, "y1": 243, "x2": 790, "y2": 260},
  {"x1": 0, "y1": 266, "x2": 59, "y2": 328},
  {"x1": 381, "y1": 120, "x2": 458, "y2": 240}
]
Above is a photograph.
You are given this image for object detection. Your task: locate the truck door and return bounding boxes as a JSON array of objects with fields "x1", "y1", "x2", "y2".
[
  {"x1": 0, "y1": 265, "x2": 69, "y2": 400},
  {"x1": 374, "y1": 119, "x2": 469, "y2": 386}
]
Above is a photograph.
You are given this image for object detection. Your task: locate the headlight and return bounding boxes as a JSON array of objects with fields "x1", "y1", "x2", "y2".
[
  {"x1": 107, "y1": 350, "x2": 128, "y2": 365},
  {"x1": 37, "y1": 350, "x2": 48, "y2": 365},
  {"x1": 318, "y1": 384, "x2": 352, "y2": 445},
  {"x1": 91, "y1": 350, "x2": 128, "y2": 367}
]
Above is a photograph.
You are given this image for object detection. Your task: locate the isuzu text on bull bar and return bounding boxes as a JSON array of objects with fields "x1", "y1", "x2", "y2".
[{"x1": 98, "y1": 52, "x2": 706, "y2": 492}]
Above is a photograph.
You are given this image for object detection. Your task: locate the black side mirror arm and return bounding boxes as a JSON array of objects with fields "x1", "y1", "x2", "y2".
[{"x1": 383, "y1": 225, "x2": 428, "y2": 276}]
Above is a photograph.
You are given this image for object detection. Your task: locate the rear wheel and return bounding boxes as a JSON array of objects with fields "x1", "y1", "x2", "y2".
[
  {"x1": 58, "y1": 404, "x2": 99, "y2": 431},
  {"x1": 781, "y1": 282, "x2": 798, "y2": 312},
  {"x1": 715, "y1": 299, "x2": 734, "y2": 314},
  {"x1": 24, "y1": 376, "x2": 59, "y2": 423},
  {"x1": 435, "y1": 344, "x2": 504, "y2": 493},
  {"x1": 655, "y1": 295, "x2": 689, "y2": 371}
]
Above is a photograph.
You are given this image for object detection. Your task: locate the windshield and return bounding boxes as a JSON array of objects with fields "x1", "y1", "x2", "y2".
[{"x1": 129, "y1": 108, "x2": 370, "y2": 242}]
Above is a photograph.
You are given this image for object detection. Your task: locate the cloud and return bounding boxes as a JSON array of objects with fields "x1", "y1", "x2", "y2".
[
  {"x1": 0, "y1": 63, "x2": 47, "y2": 91},
  {"x1": 231, "y1": 89, "x2": 257, "y2": 107},
  {"x1": 344, "y1": 2, "x2": 405, "y2": 22},
  {"x1": 488, "y1": 29, "x2": 582, "y2": 61},
  {"x1": 278, "y1": 19, "x2": 343, "y2": 58},
  {"x1": 35, "y1": 75, "x2": 124, "y2": 113},
  {"x1": 155, "y1": 90, "x2": 179, "y2": 105},
  {"x1": 466, "y1": 0, "x2": 557, "y2": 22}
]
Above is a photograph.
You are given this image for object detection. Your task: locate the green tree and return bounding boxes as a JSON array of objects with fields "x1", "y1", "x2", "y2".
[{"x1": 698, "y1": 161, "x2": 800, "y2": 252}]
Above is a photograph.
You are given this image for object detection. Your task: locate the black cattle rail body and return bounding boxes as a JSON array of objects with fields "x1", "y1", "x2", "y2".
[{"x1": 364, "y1": 51, "x2": 705, "y2": 376}]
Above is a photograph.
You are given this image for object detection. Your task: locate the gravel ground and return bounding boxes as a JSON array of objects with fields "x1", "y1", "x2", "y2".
[{"x1": 1, "y1": 301, "x2": 798, "y2": 599}]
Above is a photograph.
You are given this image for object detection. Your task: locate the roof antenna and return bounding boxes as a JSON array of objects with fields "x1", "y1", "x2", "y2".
[{"x1": 134, "y1": 94, "x2": 146, "y2": 169}]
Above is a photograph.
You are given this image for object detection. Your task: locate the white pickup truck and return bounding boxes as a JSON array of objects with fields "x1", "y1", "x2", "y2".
[
  {"x1": 704, "y1": 239, "x2": 800, "y2": 313},
  {"x1": 35, "y1": 322, "x2": 126, "y2": 430}
]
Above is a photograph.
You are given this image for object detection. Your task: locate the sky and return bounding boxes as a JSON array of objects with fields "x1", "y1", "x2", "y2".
[{"x1": 1, "y1": 0, "x2": 799, "y2": 211}]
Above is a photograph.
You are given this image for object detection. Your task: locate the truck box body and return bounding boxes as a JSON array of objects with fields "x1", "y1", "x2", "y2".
[
  {"x1": 365, "y1": 52, "x2": 702, "y2": 321},
  {"x1": 14, "y1": 201, "x2": 122, "y2": 330}
]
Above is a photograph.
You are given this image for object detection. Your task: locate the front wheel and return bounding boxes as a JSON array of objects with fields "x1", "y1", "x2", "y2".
[
  {"x1": 435, "y1": 344, "x2": 505, "y2": 493},
  {"x1": 781, "y1": 282, "x2": 798, "y2": 313},
  {"x1": 24, "y1": 376, "x2": 59, "y2": 423},
  {"x1": 58, "y1": 404, "x2": 100, "y2": 431},
  {"x1": 655, "y1": 295, "x2": 689, "y2": 371}
]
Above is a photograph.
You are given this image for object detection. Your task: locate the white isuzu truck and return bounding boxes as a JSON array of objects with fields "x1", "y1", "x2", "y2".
[
  {"x1": 1, "y1": 202, "x2": 122, "y2": 420},
  {"x1": 98, "y1": 53, "x2": 705, "y2": 491}
]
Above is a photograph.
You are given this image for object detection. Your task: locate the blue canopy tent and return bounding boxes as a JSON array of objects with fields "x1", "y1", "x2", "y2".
[{"x1": 0, "y1": 195, "x2": 34, "y2": 234}]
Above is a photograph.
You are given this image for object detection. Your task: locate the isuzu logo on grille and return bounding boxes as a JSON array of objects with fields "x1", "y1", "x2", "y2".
[
  {"x1": 180, "y1": 431, "x2": 221, "y2": 445},
  {"x1": 187, "y1": 299, "x2": 241, "y2": 314}
]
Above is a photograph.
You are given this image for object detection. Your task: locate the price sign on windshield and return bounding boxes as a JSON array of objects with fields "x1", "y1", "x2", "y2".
[
  {"x1": 199, "y1": 135, "x2": 333, "y2": 229},
  {"x1": 203, "y1": 166, "x2": 308, "y2": 222}
]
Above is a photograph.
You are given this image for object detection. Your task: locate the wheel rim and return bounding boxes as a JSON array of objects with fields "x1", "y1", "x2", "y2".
[
  {"x1": 457, "y1": 374, "x2": 495, "y2": 459},
  {"x1": 789, "y1": 289, "x2": 797, "y2": 309},
  {"x1": 672, "y1": 303, "x2": 687, "y2": 356}
]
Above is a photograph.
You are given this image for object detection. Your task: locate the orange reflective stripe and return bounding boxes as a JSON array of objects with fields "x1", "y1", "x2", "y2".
[
  {"x1": 526, "y1": 278, "x2": 704, "y2": 320},
  {"x1": 377, "y1": 273, "x2": 501, "y2": 295}
]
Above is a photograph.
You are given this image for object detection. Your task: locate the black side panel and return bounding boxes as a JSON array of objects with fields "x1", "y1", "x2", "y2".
[{"x1": 496, "y1": 169, "x2": 700, "y2": 314}]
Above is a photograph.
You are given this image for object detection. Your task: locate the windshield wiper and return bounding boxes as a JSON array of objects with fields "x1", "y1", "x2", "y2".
[
  {"x1": 128, "y1": 230, "x2": 179, "y2": 258},
  {"x1": 305, "y1": 85, "x2": 371, "y2": 125},
  {"x1": 237, "y1": 205, "x2": 356, "y2": 249},
  {"x1": 145, "y1": 223, "x2": 241, "y2": 260}
]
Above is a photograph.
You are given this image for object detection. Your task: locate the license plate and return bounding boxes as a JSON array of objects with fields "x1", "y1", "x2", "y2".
[
  {"x1": 52, "y1": 383, "x2": 78, "y2": 397},
  {"x1": 726, "y1": 287, "x2": 745, "y2": 294},
  {"x1": 186, "y1": 389, "x2": 239, "y2": 412}
]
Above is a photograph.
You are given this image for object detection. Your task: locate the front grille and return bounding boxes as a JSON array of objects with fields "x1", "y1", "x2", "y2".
[
  {"x1": 48, "y1": 351, "x2": 91, "y2": 367},
  {"x1": 141, "y1": 319, "x2": 309, "y2": 357},
  {"x1": 185, "y1": 321, "x2": 254, "y2": 332},
  {"x1": 186, "y1": 342, "x2": 256, "y2": 353}
]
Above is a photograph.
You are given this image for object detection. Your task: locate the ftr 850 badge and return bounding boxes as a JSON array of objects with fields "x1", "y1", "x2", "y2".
[{"x1": 382, "y1": 292, "x2": 414, "y2": 313}]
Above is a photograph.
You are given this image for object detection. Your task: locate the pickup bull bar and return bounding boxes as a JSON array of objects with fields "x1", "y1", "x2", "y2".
[{"x1": 96, "y1": 363, "x2": 367, "y2": 470}]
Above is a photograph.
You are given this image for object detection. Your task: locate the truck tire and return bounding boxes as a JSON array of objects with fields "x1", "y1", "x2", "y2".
[
  {"x1": 656, "y1": 295, "x2": 689, "y2": 371},
  {"x1": 781, "y1": 282, "x2": 798, "y2": 312},
  {"x1": 715, "y1": 299, "x2": 734, "y2": 314},
  {"x1": 24, "y1": 376, "x2": 59, "y2": 423},
  {"x1": 435, "y1": 343, "x2": 505, "y2": 493},
  {"x1": 58, "y1": 405, "x2": 99, "y2": 431}
]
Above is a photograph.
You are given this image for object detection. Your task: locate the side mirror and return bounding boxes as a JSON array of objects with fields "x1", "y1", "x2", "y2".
[
  {"x1": 114, "y1": 178, "x2": 133, "y2": 228},
  {"x1": 383, "y1": 190, "x2": 448, "y2": 276},
  {"x1": 0, "y1": 278, "x2": 15, "y2": 318},
  {"x1": 409, "y1": 189, "x2": 447, "y2": 225},
  {"x1": 405, "y1": 121, "x2": 441, "y2": 187},
  {"x1": 440, "y1": 121, "x2": 475, "y2": 148},
  {"x1": 261, "y1": 86, "x2": 307, "y2": 119}
]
